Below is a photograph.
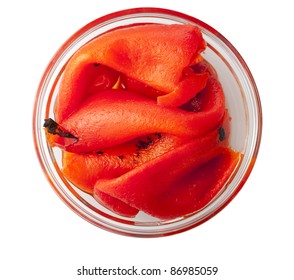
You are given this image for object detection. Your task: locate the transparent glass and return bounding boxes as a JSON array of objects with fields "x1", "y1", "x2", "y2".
[{"x1": 33, "y1": 8, "x2": 262, "y2": 237}]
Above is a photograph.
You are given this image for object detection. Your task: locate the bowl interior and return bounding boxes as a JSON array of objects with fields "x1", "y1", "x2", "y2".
[{"x1": 34, "y1": 8, "x2": 261, "y2": 237}]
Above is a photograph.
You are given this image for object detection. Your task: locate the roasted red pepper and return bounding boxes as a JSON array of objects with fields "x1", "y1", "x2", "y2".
[
  {"x1": 61, "y1": 133, "x2": 185, "y2": 193},
  {"x1": 144, "y1": 148, "x2": 241, "y2": 219},
  {"x1": 54, "y1": 24, "x2": 206, "y2": 122},
  {"x1": 94, "y1": 147, "x2": 240, "y2": 219},
  {"x1": 157, "y1": 71, "x2": 209, "y2": 107},
  {"x1": 44, "y1": 23, "x2": 241, "y2": 218},
  {"x1": 54, "y1": 64, "x2": 119, "y2": 123},
  {"x1": 61, "y1": 133, "x2": 186, "y2": 217},
  {"x1": 93, "y1": 129, "x2": 221, "y2": 213},
  {"x1": 46, "y1": 83, "x2": 224, "y2": 153}
]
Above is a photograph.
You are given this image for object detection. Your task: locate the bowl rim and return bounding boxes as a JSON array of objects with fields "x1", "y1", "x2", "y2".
[{"x1": 33, "y1": 7, "x2": 262, "y2": 237}]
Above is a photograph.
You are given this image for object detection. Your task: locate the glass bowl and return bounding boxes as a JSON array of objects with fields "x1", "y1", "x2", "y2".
[{"x1": 33, "y1": 7, "x2": 262, "y2": 237}]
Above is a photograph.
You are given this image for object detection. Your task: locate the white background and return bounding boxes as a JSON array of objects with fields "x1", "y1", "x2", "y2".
[{"x1": 1, "y1": 0, "x2": 293, "y2": 279}]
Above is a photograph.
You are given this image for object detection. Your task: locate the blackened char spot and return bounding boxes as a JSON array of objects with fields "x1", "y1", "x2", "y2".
[
  {"x1": 136, "y1": 137, "x2": 154, "y2": 150},
  {"x1": 154, "y1": 133, "x2": 162, "y2": 139},
  {"x1": 43, "y1": 118, "x2": 78, "y2": 140},
  {"x1": 219, "y1": 127, "x2": 226, "y2": 141},
  {"x1": 147, "y1": 136, "x2": 154, "y2": 145}
]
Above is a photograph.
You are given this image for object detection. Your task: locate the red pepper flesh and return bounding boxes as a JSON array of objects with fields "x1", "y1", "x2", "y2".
[
  {"x1": 93, "y1": 130, "x2": 222, "y2": 217},
  {"x1": 54, "y1": 24, "x2": 206, "y2": 122},
  {"x1": 145, "y1": 148, "x2": 241, "y2": 219},
  {"x1": 43, "y1": 23, "x2": 242, "y2": 220},
  {"x1": 46, "y1": 81, "x2": 224, "y2": 153}
]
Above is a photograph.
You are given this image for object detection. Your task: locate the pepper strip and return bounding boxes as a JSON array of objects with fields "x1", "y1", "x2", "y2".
[
  {"x1": 62, "y1": 134, "x2": 186, "y2": 217},
  {"x1": 157, "y1": 72, "x2": 209, "y2": 107},
  {"x1": 145, "y1": 148, "x2": 241, "y2": 219},
  {"x1": 46, "y1": 80, "x2": 224, "y2": 153},
  {"x1": 54, "y1": 24, "x2": 205, "y2": 122},
  {"x1": 93, "y1": 130, "x2": 221, "y2": 216},
  {"x1": 61, "y1": 134, "x2": 184, "y2": 192}
]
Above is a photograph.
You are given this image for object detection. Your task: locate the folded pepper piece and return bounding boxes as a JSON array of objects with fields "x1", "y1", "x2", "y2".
[
  {"x1": 62, "y1": 134, "x2": 186, "y2": 217},
  {"x1": 54, "y1": 24, "x2": 206, "y2": 122},
  {"x1": 157, "y1": 72, "x2": 209, "y2": 107},
  {"x1": 93, "y1": 130, "x2": 222, "y2": 216},
  {"x1": 120, "y1": 60, "x2": 214, "y2": 101},
  {"x1": 144, "y1": 148, "x2": 241, "y2": 219},
  {"x1": 61, "y1": 134, "x2": 185, "y2": 193},
  {"x1": 46, "y1": 78, "x2": 224, "y2": 153}
]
